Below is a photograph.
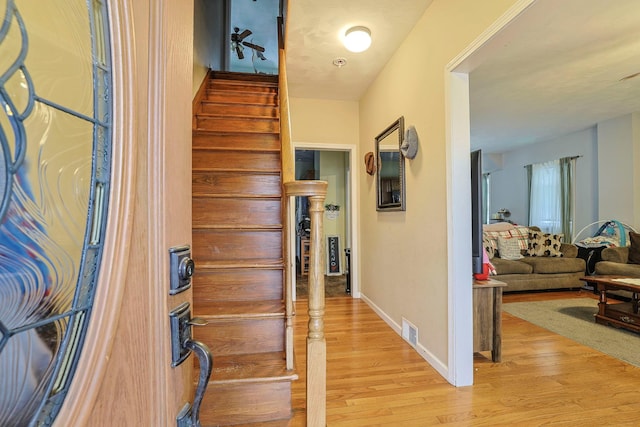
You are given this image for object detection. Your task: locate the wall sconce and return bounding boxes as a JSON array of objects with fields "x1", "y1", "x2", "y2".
[{"x1": 344, "y1": 26, "x2": 371, "y2": 52}]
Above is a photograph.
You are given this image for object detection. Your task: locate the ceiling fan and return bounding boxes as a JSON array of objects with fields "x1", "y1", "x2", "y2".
[{"x1": 231, "y1": 27, "x2": 265, "y2": 60}]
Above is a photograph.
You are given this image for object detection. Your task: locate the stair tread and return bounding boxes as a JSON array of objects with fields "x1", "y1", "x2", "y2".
[
  {"x1": 194, "y1": 300, "x2": 285, "y2": 318},
  {"x1": 207, "y1": 352, "x2": 297, "y2": 384},
  {"x1": 192, "y1": 224, "x2": 283, "y2": 230},
  {"x1": 196, "y1": 260, "x2": 284, "y2": 270},
  {"x1": 197, "y1": 112, "x2": 280, "y2": 120},
  {"x1": 192, "y1": 193, "x2": 282, "y2": 198}
]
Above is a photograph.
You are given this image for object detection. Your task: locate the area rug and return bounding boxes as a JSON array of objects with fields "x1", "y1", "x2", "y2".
[
  {"x1": 503, "y1": 298, "x2": 640, "y2": 367},
  {"x1": 296, "y1": 274, "x2": 349, "y2": 299}
]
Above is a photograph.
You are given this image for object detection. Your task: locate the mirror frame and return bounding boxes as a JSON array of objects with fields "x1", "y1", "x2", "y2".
[{"x1": 375, "y1": 116, "x2": 405, "y2": 211}]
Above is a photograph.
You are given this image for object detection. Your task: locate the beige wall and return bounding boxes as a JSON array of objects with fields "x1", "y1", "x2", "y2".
[
  {"x1": 289, "y1": 97, "x2": 359, "y2": 144},
  {"x1": 358, "y1": 0, "x2": 517, "y2": 367},
  {"x1": 289, "y1": 98, "x2": 359, "y2": 274}
]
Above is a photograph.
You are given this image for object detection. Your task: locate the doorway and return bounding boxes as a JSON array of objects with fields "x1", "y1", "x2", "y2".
[{"x1": 290, "y1": 144, "x2": 359, "y2": 300}]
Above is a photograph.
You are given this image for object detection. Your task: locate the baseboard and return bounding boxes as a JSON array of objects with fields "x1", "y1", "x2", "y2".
[{"x1": 359, "y1": 293, "x2": 450, "y2": 383}]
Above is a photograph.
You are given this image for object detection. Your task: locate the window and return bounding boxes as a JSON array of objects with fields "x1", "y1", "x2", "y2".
[{"x1": 526, "y1": 157, "x2": 576, "y2": 240}]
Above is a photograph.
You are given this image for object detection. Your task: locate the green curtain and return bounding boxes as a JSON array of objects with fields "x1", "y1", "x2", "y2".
[
  {"x1": 525, "y1": 164, "x2": 533, "y2": 226},
  {"x1": 560, "y1": 156, "x2": 575, "y2": 241},
  {"x1": 481, "y1": 173, "x2": 490, "y2": 224}
]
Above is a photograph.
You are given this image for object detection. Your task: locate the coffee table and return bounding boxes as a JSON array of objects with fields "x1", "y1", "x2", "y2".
[{"x1": 581, "y1": 275, "x2": 640, "y2": 333}]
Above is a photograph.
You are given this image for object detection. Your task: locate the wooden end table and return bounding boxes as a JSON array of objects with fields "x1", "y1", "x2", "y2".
[
  {"x1": 473, "y1": 278, "x2": 507, "y2": 362},
  {"x1": 581, "y1": 275, "x2": 640, "y2": 333}
]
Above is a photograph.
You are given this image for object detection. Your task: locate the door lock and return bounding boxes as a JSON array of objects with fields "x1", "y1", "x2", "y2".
[{"x1": 169, "y1": 245, "x2": 194, "y2": 295}]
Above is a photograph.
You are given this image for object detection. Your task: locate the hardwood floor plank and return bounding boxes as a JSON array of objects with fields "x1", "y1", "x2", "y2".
[{"x1": 277, "y1": 291, "x2": 640, "y2": 426}]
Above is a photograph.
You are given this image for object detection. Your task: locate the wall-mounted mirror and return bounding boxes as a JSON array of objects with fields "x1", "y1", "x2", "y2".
[{"x1": 376, "y1": 116, "x2": 405, "y2": 211}]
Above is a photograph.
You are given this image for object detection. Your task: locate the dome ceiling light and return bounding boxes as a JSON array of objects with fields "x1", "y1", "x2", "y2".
[{"x1": 343, "y1": 26, "x2": 371, "y2": 53}]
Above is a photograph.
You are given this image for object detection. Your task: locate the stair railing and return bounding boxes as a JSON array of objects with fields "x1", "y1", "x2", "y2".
[{"x1": 278, "y1": 11, "x2": 328, "y2": 426}]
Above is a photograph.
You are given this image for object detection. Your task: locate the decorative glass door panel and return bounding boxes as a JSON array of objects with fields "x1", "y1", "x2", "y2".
[{"x1": 0, "y1": 0, "x2": 112, "y2": 425}]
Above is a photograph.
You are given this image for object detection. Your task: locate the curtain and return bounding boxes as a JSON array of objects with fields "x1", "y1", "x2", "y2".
[
  {"x1": 527, "y1": 157, "x2": 576, "y2": 240},
  {"x1": 528, "y1": 159, "x2": 562, "y2": 234},
  {"x1": 526, "y1": 165, "x2": 532, "y2": 225},
  {"x1": 482, "y1": 173, "x2": 490, "y2": 224},
  {"x1": 560, "y1": 156, "x2": 576, "y2": 241}
]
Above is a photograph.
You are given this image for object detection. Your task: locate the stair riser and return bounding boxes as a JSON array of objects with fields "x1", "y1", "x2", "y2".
[
  {"x1": 196, "y1": 116, "x2": 279, "y2": 133},
  {"x1": 192, "y1": 268, "x2": 283, "y2": 302},
  {"x1": 193, "y1": 171, "x2": 281, "y2": 197},
  {"x1": 208, "y1": 81, "x2": 277, "y2": 93},
  {"x1": 200, "y1": 101, "x2": 278, "y2": 118},
  {"x1": 192, "y1": 230, "x2": 282, "y2": 263},
  {"x1": 193, "y1": 150, "x2": 281, "y2": 172},
  {"x1": 193, "y1": 198, "x2": 282, "y2": 228},
  {"x1": 206, "y1": 90, "x2": 277, "y2": 105},
  {"x1": 194, "y1": 319, "x2": 285, "y2": 356},
  {"x1": 200, "y1": 381, "x2": 291, "y2": 426},
  {"x1": 211, "y1": 71, "x2": 278, "y2": 84},
  {"x1": 192, "y1": 132, "x2": 280, "y2": 151}
]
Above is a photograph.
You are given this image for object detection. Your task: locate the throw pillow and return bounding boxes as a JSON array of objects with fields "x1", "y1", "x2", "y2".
[
  {"x1": 483, "y1": 235, "x2": 495, "y2": 259},
  {"x1": 497, "y1": 236, "x2": 524, "y2": 260},
  {"x1": 628, "y1": 231, "x2": 640, "y2": 264},
  {"x1": 527, "y1": 231, "x2": 564, "y2": 257},
  {"x1": 510, "y1": 226, "x2": 530, "y2": 251}
]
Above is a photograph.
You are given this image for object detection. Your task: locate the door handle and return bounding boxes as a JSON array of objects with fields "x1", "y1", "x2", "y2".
[
  {"x1": 170, "y1": 303, "x2": 213, "y2": 427},
  {"x1": 178, "y1": 339, "x2": 212, "y2": 427}
]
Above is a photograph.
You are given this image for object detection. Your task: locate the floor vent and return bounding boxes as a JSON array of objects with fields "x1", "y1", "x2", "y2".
[{"x1": 401, "y1": 317, "x2": 418, "y2": 347}]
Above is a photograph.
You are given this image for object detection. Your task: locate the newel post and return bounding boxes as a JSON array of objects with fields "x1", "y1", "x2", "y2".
[
  {"x1": 283, "y1": 180, "x2": 327, "y2": 426},
  {"x1": 306, "y1": 191, "x2": 326, "y2": 427}
]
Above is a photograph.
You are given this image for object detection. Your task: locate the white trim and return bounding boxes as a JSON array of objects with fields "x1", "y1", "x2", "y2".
[
  {"x1": 444, "y1": 0, "x2": 538, "y2": 386},
  {"x1": 292, "y1": 142, "x2": 361, "y2": 299},
  {"x1": 360, "y1": 293, "x2": 449, "y2": 379}
]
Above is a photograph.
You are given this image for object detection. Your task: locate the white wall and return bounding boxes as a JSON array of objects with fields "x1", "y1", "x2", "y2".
[
  {"x1": 488, "y1": 126, "x2": 599, "y2": 240},
  {"x1": 486, "y1": 112, "x2": 640, "y2": 241},
  {"x1": 597, "y1": 113, "x2": 640, "y2": 230}
]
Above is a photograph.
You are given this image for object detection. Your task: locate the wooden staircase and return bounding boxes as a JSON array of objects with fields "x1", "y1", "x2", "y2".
[{"x1": 191, "y1": 71, "x2": 297, "y2": 426}]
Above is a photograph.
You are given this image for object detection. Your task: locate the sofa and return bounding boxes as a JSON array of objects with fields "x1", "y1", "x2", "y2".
[
  {"x1": 589, "y1": 246, "x2": 640, "y2": 300},
  {"x1": 483, "y1": 224, "x2": 586, "y2": 292},
  {"x1": 594, "y1": 247, "x2": 640, "y2": 277}
]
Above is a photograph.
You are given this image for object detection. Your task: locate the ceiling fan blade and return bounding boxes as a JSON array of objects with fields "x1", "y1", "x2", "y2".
[
  {"x1": 242, "y1": 41, "x2": 265, "y2": 52},
  {"x1": 238, "y1": 29, "x2": 252, "y2": 40},
  {"x1": 236, "y1": 46, "x2": 244, "y2": 59}
]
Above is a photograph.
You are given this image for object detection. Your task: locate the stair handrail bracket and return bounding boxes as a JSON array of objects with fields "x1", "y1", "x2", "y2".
[{"x1": 284, "y1": 180, "x2": 327, "y2": 427}]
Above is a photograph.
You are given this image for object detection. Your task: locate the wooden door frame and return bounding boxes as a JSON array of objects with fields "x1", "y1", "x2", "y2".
[
  {"x1": 54, "y1": 0, "x2": 195, "y2": 425},
  {"x1": 290, "y1": 142, "x2": 360, "y2": 300}
]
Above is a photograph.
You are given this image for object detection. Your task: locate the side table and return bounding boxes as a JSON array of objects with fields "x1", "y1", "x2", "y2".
[{"x1": 473, "y1": 278, "x2": 507, "y2": 362}]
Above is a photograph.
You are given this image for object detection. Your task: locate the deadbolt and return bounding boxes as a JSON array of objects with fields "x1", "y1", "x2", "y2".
[{"x1": 169, "y1": 245, "x2": 194, "y2": 295}]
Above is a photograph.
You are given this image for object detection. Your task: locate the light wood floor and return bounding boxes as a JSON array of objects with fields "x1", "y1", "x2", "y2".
[{"x1": 256, "y1": 290, "x2": 640, "y2": 426}]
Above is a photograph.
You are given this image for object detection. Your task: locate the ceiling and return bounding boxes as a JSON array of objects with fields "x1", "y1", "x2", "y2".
[
  {"x1": 283, "y1": 0, "x2": 640, "y2": 154},
  {"x1": 285, "y1": 0, "x2": 433, "y2": 101}
]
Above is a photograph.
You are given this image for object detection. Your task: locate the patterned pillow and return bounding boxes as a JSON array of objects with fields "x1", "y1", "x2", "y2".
[
  {"x1": 527, "y1": 231, "x2": 564, "y2": 257},
  {"x1": 483, "y1": 226, "x2": 529, "y2": 258},
  {"x1": 498, "y1": 236, "x2": 524, "y2": 260},
  {"x1": 483, "y1": 235, "x2": 496, "y2": 259}
]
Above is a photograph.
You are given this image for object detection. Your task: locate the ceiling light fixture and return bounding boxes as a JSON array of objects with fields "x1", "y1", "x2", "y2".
[{"x1": 343, "y1": 26, "x2": 371, "y2": 53}]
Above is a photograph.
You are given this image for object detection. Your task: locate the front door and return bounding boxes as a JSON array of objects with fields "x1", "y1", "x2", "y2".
[
  {"x1": 0, "y1": 1, "x2": 196, "y2": 425},
  {"x1": 62, "y1": 1, "x2": 197, "y2": 425}
]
